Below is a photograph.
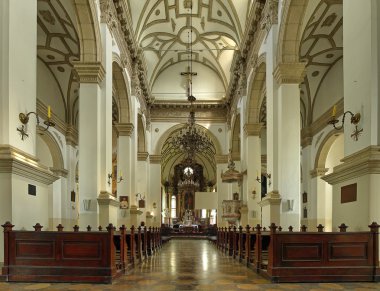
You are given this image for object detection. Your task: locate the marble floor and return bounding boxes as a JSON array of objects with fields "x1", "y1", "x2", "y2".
[{"x1": 1, "y1": 239, "x2": 380, "y2": 290}]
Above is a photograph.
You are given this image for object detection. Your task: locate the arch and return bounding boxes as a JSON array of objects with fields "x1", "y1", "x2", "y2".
[
  {"x1": 277, "y1": 0, "x2": 309, "y2": 64},
  {"x1": 246, "y1": 56, "x2": 266, "y2": 124},
  {"x1": 154, "y1": 124, "x2": 223, "y2": 156},
  {"x1": 37, "y1": 129, "x2": 65, "y2": 171},
  {"x1": 72, "y1": 0, "x2": 102, "y2": 63},
  {"x1": 112, "y1": 61, "x2": 131, "y2": 123},
  {"x1": 314, "y1": 129, "x2": 343, "y2": 170}
]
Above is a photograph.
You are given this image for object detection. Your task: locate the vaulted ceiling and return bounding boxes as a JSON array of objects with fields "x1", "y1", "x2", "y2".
[{"x1": 126, "y1": 0, "x2": 251, "y2": 102}]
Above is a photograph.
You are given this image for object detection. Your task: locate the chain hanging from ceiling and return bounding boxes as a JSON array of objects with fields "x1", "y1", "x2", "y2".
[{"x1": 170, "y1": 1, "x2": 213, "y2": 164}]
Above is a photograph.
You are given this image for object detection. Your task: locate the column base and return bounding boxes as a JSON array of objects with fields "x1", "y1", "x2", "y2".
[
  {"x1": 97, "y1": 191, "x2": 119, "y2": 227},
  {"x1": 258, "y1": 191, "x2": 282, "y2": 227}
]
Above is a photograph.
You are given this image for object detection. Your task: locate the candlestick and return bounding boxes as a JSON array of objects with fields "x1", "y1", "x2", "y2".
[
  {"x1": 48, "y1": 106, "x2": 51, "y2": 119},
  {"x1": 332, "y1": 105, "x2": 336, "y2": 117}
]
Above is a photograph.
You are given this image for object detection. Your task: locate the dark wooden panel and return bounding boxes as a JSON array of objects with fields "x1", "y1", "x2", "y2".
[
  {"x1": 282, "y1": 243, "x2": 322, "y2": 261},
  {"x1": 62, "y1": 241, "x2": 102, "y2": 259},
  {"x1": 329, "y1": 243, "x2": 368, "y2": 260},
  {"x1": 15, "y1": 240, "x2": 54, "y2": 259},
  {"x1": 341, "y1": 183, "x2": 357, "y2": 203}
]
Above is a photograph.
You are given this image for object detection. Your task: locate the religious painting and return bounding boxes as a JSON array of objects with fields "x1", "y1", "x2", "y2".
[
  {"x1": 138, "y1": 199, "x2": 145, "y2": 208},
  {"x1": 233, "y1": 192, "x2": 239, "y2": 200},
  {"x1": 71, "y1": 190, "x2": 76, "y2": 202},
  {"x1": 184, "y1": 191, "x2": 193, "y2": 210},
  {"x1": 120, "y1": 196, "x2": 129, "y2": 209}
]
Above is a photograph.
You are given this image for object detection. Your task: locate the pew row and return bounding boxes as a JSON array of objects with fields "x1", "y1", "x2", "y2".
[
  {"x1": 216, "y1": 222, "x2": 380, "y2": 283},
  {"x1": 1, "y1": 222, "x2": 164, "y2": 283}
]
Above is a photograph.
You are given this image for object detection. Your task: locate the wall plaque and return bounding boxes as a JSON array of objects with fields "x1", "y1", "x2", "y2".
[{"x1": 341, "y1": 183, "x2": 357, "y2": 204}]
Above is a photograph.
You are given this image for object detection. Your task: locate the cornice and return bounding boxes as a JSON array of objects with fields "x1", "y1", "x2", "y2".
[
  {"x1": 97, "y1": 191, "x2": 119, "y2": 207},
  {"x1": 50, "y1": 167, "x2": 69, "y2": 178},
  {"x1": 322, "y1": 146, "x2": 380, "y2": 184},
  {"x1": 273, "y1": 62, "x2": 307, "y2": 84},
  {"x1": 138, "y1": 152, "x2": 149, "y2": 161},
  {"x1": 149, "y1": 155, "x2": 162, "y2": 164},
  {"x1": 114, "y1": 123, "x2": 134, "y2": 136},
  {"x1": 258, "y1": 191, "x2": 282, "y2": 207},
  {"x1": 244, "y1": 123, "x2": 263, "y2": 137},
  {"x1": 215, "y1": 155, "x2": 229, "y2": 164},
  {"x1": 0, "y1": 145, "x2": 59, "y2": 185},
  {"x1": 310, "y1": 167, "x2": 329, "y2": 179},
  {"x1": 72, "y1": 62, "x2": 105, "y2": 84}
]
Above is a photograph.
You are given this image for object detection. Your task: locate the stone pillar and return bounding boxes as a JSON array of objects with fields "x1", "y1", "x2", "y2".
[
  {"x1": 323, "y1": 1, "x2": 380, "y2": 230},
  {"x1": 149, "y1": 155, "x2": 162, "y2": 227},
  {"x1": 273, "y1": 62, "x2": 306, "y2": 229},
  {"x1": 73, "y1": 62, "x2": 105, "y2": 229},
  {"x1": 258, "y1": 191, "x2": 281, "y2": 227},
  {"x1": 244, "y1": 123, "x2": 262, "y2": 226},
  {"x1": 309, "y1": 168, "x2": 329, "y2": 230},
  {"x1": 216, "y1": 154, "x2": 229, "y2": 227},
  {"x1": 49, "y1": 169, "x2": 69, "y2": 230}
]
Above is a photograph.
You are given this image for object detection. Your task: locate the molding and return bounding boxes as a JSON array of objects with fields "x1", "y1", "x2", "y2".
[
  {"x1": 215, "y1": 155, "x2": 228, "y2": 164},
  {"x1": 114, "y1": 123, "x2": 134, "y2": 136},
  {"x1": 231, "y1": 152, "x2": 240, "y2": 161},
  {"x1": 310, "y1": 167, "x2": 329, "y2": 178},
  {"x1": 138, "y1": 152, "x2": 149, "y2": 161},
  {"x1": 97, "y1": 191, "x2": 119, "y2": 207},
  {"x1": 65, "y1": 125, "x2": 78, "y2": 146},
  {"x1": 244, "y1": 123, "x2": 263, "y2": 137},
  {"x1": 149, "y1": 155, "x2": 161, "y2": 164},
  {"x1": 258, "y1": 190, "x2": 282, "y2": 207},
  {"x1": 72, "y1": 62, "x2": 105, "y2": 84},
  {"x1": 322, "y1": 146, "x2": 380, "y2": 185},
  {"x1": 273, "y1": 62, "x2": 307, "y2": 84},
  {"x1": 50, "y1": 167, "x2": 68, "y2": 178},
  {"x1": 261, "y1": 154, "x2": 267, "y2": 165},
  {"x1": 150, "y1": 106, "x2": 227, "y2": 123},
  {"x1": 0, "y1": 145, "x2": 59, "y2": 185},
  {"x1": 130, "y1": 205, "x2": 143, "y2": 215}
]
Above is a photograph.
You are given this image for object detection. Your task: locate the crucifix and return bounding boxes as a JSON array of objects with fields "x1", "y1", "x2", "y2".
[{"x1": 181, "y1": 66, "x2": 197, "y2": 96}]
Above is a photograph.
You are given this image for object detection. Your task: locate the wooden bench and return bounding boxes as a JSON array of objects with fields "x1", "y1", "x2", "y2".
[
  {"x1": 1, "y1": 222, "x2": 127, "y2": 283},
  {"x1": 263, "y1": 222, "x2": 380, "y2": 282}
]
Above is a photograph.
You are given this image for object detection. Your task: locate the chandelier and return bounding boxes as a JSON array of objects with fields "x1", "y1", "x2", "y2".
[{"x1": 170, "y1": 2, "x2": 213, "y2": 160}]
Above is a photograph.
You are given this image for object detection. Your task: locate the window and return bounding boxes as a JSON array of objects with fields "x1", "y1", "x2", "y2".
[{"x1": 171, "y1": 195, "x2": 176, "y2": 218}]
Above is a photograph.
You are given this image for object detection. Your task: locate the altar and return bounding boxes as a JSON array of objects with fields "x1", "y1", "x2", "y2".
[{"x1": 179, "y1": 224, "x2": 198, "y2": 233}]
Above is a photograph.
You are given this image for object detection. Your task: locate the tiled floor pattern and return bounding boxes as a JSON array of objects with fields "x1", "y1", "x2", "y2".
[{"x1": 1, "y1": 239, "x2": 380, "y2": 290}]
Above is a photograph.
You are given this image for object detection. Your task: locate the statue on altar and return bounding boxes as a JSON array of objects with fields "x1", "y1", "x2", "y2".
[{"x1": 183, "y1": 209, "x2": 193, "y2": 226}]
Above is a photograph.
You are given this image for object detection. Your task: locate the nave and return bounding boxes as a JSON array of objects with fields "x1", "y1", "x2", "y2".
[{"x1": 1, "y1": 240, "x2": 380, "y2": 291}]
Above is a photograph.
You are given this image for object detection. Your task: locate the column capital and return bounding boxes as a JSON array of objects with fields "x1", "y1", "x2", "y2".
[
  {"x1": 65, "y1": 125, "x2": 78, "y2": 146},
  {"x1": 72, "y1": 62, "x2": 105, "y2": 84},
  {"x1": 244, "y1": 123, "x2": 263, "y2": 137},
  {"x1": 114, "y1": 123, "x2": 134, "y2": 136},
  {"x1": 310, "y1": 168, "x2": 329, "y2": 178},
  {"x1": 215, "y1": 154, "x2": 228, "y2": 164},
  {"x1": 273, "y1": 62, "x2": 306, "y2": 85},
  {"x1": 138, "y1": 152, "x2": 149, "y2": 161},
  {"x1": 301, "y1": 126, "x2": 313, "y2": 148},
  {"x1": 149, "y1": 155, "x2": 161, "y2": 164}
]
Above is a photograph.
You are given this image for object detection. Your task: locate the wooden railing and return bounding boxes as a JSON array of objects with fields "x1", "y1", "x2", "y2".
[
  {"x1": 216, "y1": 222, "x2": 380, "y2": 282},
  {"x1": 1, "y1": 222, "x2": 165, "y2": 283}
]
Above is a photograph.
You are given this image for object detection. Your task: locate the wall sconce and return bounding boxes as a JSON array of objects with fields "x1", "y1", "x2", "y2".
[
  {"x1": 152, "y1": 202, "x2": 157, "y2": 209},
  {"x1": 287, "y1": 199, "x2": 294, "y2": 211},
  {"x1": 83, "y1": 199, "x2": 91, "y2": 211},
  {"x1": 256, "y1": 171, "x2": 271, "y2": 186},
  {"x1": 251, "y1": 188, "x2": 256, "y2": 199},
  {"x1": 328, "y1": 105, "x2": 363, "y2": 141},
  {"x1": 17, "y1": 106, "x2": 55, "y2": 140},
  {"x1": 107, "y1": 172, "x2": 123, "y2": 186}
]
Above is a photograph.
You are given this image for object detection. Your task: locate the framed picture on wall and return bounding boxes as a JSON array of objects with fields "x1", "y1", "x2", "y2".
[
  {"x1": 120, "y1": 196, "x2": 129, "y2": 209},
  {"x1": 71, "y1": 191, "x2": 76, "y2": 202},
  {"x1": 302, "y1": 191, "x2": 307, "y2": 203}
]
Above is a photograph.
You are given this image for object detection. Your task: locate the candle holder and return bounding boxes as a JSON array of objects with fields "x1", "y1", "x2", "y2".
[
  {"x1": 256, "y1": 173, "x2": 271, "y2": 186},
  {"x1": 107, "y1": 173, "x2": 123, "y2": 186},
  {"x1": 327, "y1": 111, "x2": 362, "y2": 141},
  {"x1": 17, "y1": 111, "x2": 55, "y2": 140}
]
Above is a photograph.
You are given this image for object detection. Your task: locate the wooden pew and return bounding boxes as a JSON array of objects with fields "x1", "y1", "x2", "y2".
[
  {"x1": 263, "y1": 222, "x2": 380, "y2": 283},
  {"x1": 1, "y1": 222, "x2": 125, "y2": 283}
]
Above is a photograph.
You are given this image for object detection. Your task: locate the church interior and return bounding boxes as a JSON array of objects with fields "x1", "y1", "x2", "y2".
[{"x1": 1, "y1": 0, "x2": 380, "y2": 288}]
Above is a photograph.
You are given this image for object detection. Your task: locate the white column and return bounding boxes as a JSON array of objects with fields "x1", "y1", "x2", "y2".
[
  {"x1": 244, "y1": 123, "x2": 262, "y2": 226},
  {"x1": 0, "y1": 0, "x2": 37, "y2": 154},
  {"x1": 74, "y1": 63, "x2": 105, "y2": 229},
  {"x1": 343, "y1": 0, "x2": 380, "y2": 155},
  {"x1": 149, "y1": 155, "x2": 162, "y2": 227},
  {"x1": 216, "y1": 155, "x2": 229, "y2": 227},
  {"x1": 309, "y1": 168, "x2": 329, "y2": 229},
  {"x1": 273, "y1": 63, "x2": 305, "y2": 229}
]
